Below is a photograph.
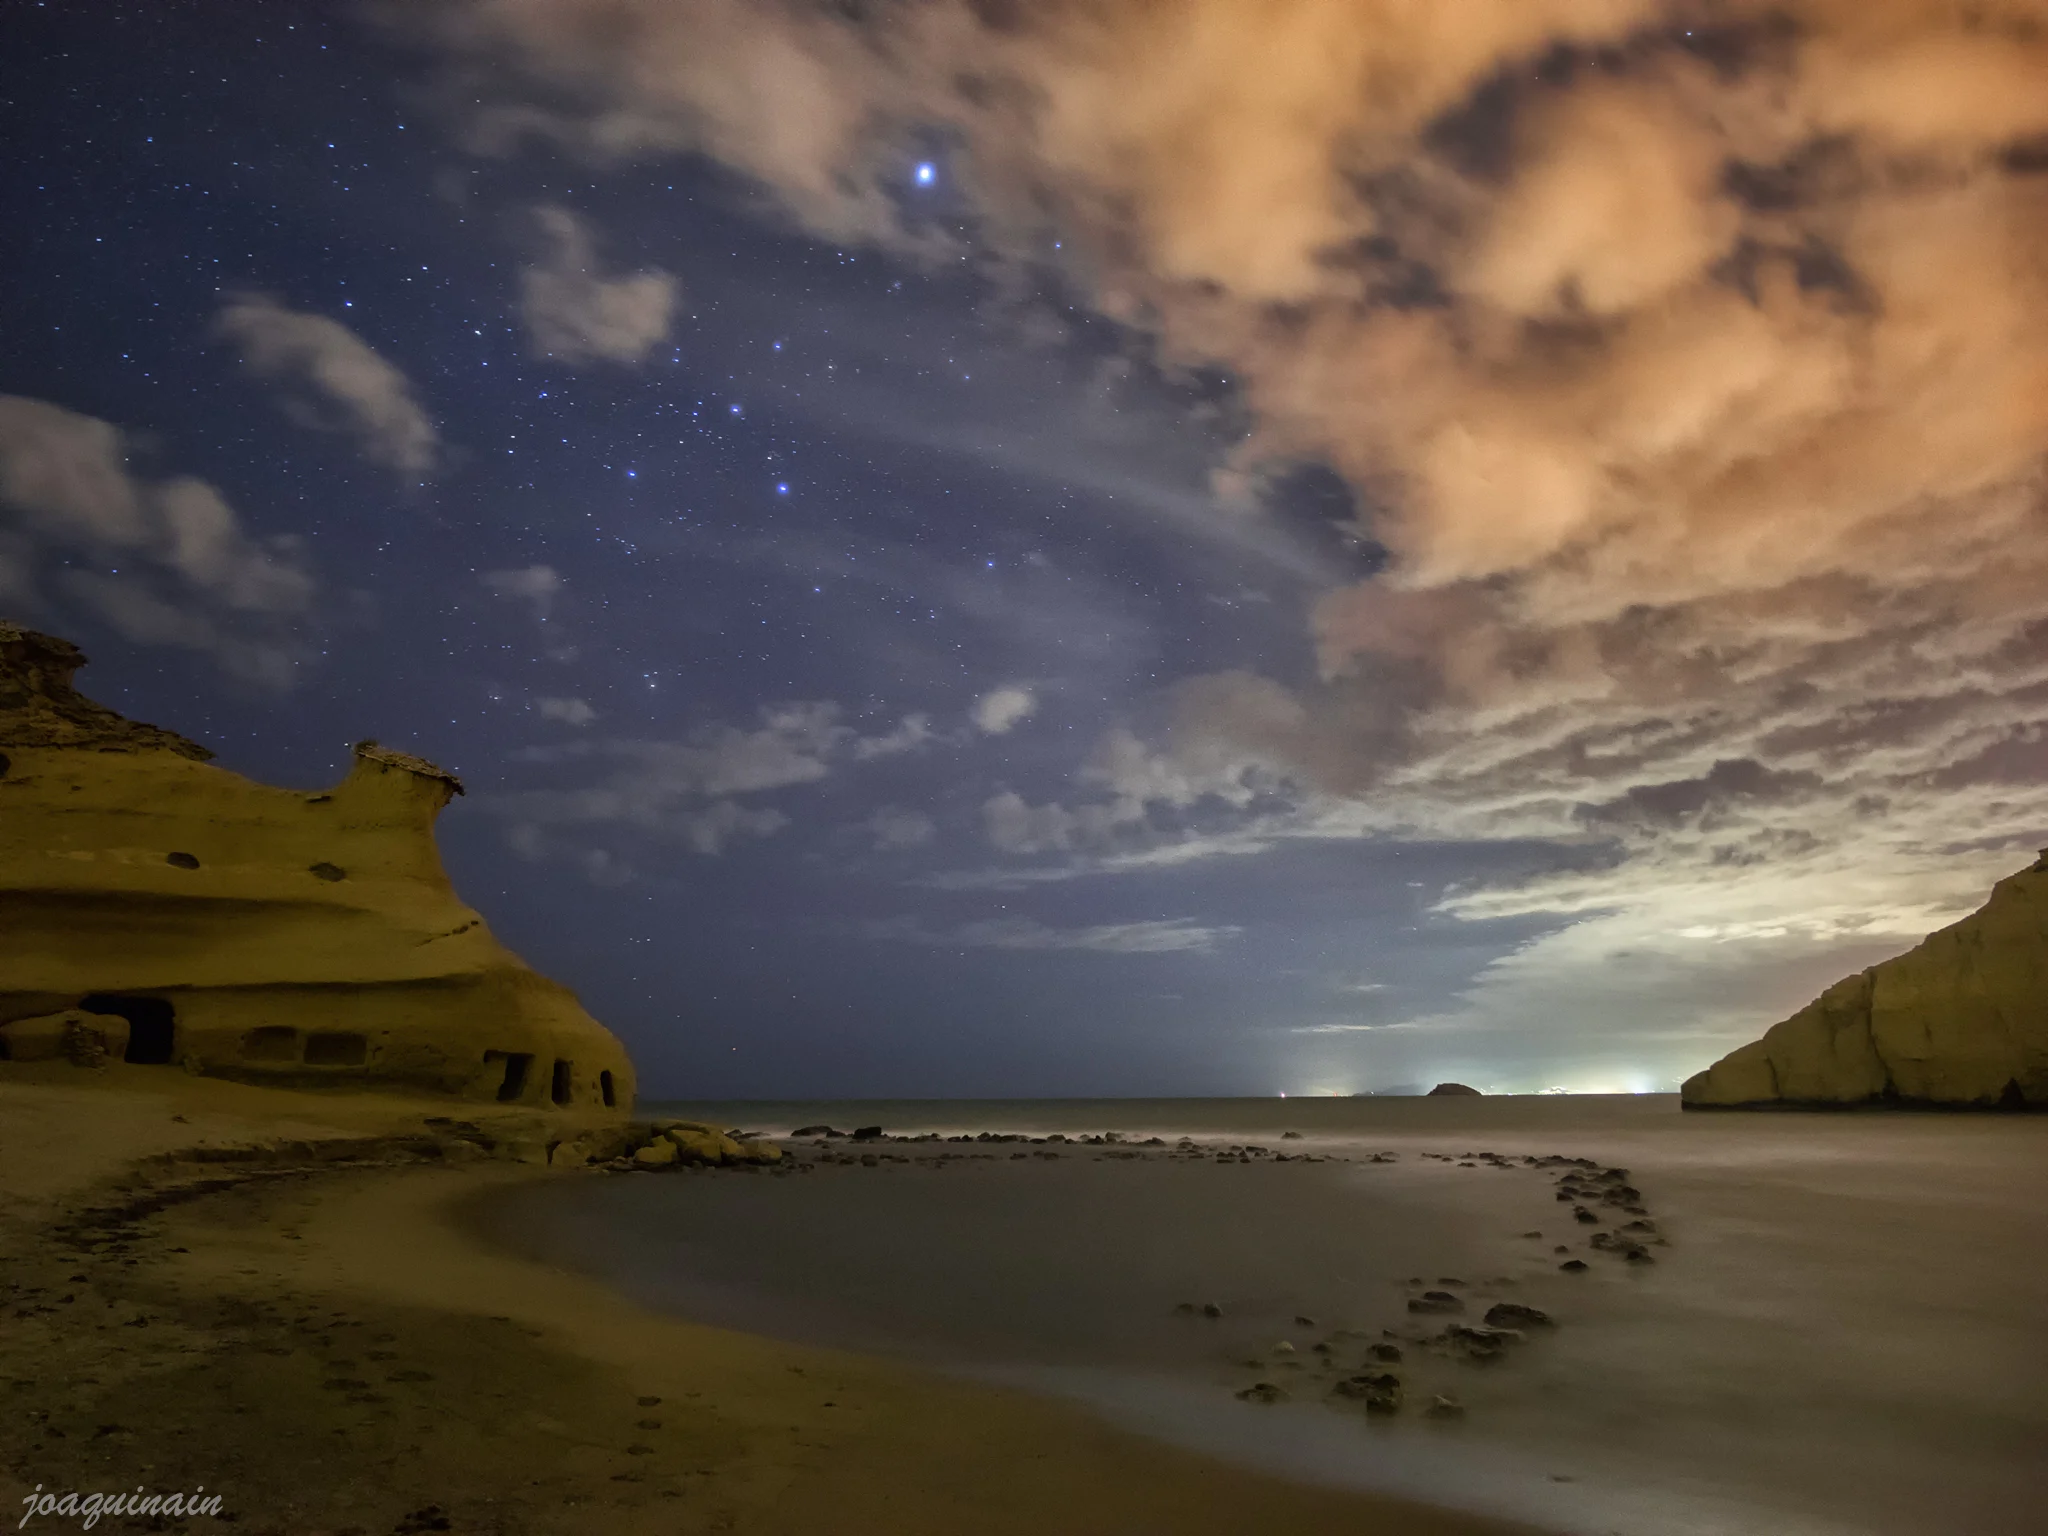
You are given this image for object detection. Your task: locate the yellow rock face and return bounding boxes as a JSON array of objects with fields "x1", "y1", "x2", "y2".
[
  {"x1": 1683, "y1": 853, "x2": 2048, "y2": 1110},
  {"x1": 0, "y1": 623, "x2": 634, "y2": 1114}
]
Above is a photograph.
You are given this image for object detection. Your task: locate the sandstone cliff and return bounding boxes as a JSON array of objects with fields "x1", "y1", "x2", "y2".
[
  {"x1": 1682, "y1": 853, "x2": 2048, "y2": 1110},
  {"x1": 0, "y1": 622, "x2": 634, "y2": 1112}
]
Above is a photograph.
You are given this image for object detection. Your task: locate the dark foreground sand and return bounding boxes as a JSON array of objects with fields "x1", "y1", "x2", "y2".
[{"x1": 0, "y1": 1068, "x2": 1536, "y2": 1536}]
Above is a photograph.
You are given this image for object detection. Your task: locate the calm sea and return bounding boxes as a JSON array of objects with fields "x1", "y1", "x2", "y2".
[{"x1": 471, "y1": 1096, "x2": 2048, "y2": 1536}]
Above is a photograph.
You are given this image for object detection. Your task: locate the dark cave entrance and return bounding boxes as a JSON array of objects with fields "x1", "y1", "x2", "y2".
[
  {"x1": 485, "y1": 1050, "x2": 533, "y2": 1103},
  {"x1": 79, "y1": 994, "x2": 177, "y2": 1064}
]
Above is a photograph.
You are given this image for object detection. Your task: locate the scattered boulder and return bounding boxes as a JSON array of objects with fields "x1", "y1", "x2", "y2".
[
  {"x1": 661, "y1": 1124, "x2": 736, "y2": 1164},
  {"x1": 1441, "y1": 1324, "x2": 1518, "y2": 1362},
  {"x1": 548, "y1": 1124, "x2": 643, "y2": 1167},
  {"x1": 1368, "y1": 1342, "x2": 1404, "y2": 1364},
  {"x1": 1425, "y1": 1394, "x2": 1466, "y2": 1419},
  {"x1": 1235, "y1": 1382, "x2": 1285, "y2": 1404},
  {"x1": 1483, "y1": 1302, "x2": 1553, "y2": 1329},
  {"x1": 1407, "y1": 1290, "x2": 1464, "y2": 1314},
  {"x1": 1, "y1": 1010, "x2": 90, "y2": 1063},
  {"x1": 632, "y1": 1140, "x2": 678, "y2": 1169},
  {"x1": 1330, "y1": 1373, "x2": 1402, "y2": 1414},
  {"x1": 1426, "y1": 1082, "x2": 1482, "y2": 1096},
  {"x1": 850, "y1": 1125, "x2": 884, "y2": 1140},
  {"x1": 792, "y1": 1124, "x2": 842, "y2": 1138}
]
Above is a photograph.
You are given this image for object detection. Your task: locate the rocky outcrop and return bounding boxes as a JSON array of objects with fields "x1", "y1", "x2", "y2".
[
  {"x1": 0, "y1": 623, "x2": 634, "y2": 1113},
  {"x1": 1683, "y1": 853, "x2": 2048, "y2": 1110},
  {"x1": 1426, "y1": 1082, "x2": 1481, "y2": 1096},
  {"x1": 556, "y1": 1121, "x2": 783, "y2": 1170}
]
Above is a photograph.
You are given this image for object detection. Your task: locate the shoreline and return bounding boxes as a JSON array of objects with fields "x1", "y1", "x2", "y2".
[{"x1": 0, "y1": 1071, "x2": 1535, "y2": 1536}]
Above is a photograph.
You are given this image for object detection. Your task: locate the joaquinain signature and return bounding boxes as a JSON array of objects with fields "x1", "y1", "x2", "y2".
[{"x1": 18, "y1": 1484, "x2": 223, "y2": 1529}]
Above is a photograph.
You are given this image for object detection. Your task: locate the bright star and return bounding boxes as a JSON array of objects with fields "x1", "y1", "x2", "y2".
[
  {"x1": 914, "y1": 162, "x2": 936, "y2": 186},
  {"x1": 777, "y1": 483, "x2": 789, "y2": 495}
]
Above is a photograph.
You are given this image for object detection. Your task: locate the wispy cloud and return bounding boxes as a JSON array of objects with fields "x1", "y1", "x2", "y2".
[
  {"x1": 216, "y1": 294, "x2": 438, "y2": 476},
  {"x1": 0, "y1": 394, "x2": 313, "y2": 681},
  {"x1": 519, "y1": 206, "x2": 678, "y2": 366},
  {"x1": 867, "y1": 913, "x2": 1240, "y2": 955},
  {"x1": 495, "y1": 699, "x2": 947, "y2": 873},
  {"x1": 852, "y1": 712, "x2": 940, "y2": 760},
  {"x1": 864, "y1": 806, "x2": 937, "y2": 850},
  {"x1": 972, "y1": 683, "x2": 1038, "y2": 736},
  {"x1": 480, "y1": 564, "x2": 563, "y2": 621},
  {"x1": 535, "y1": 695, "x2": 596, "y2": 726}
]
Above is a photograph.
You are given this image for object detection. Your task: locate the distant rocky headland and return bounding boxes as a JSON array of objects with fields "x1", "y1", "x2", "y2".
[
  {"x1": 1684, "y1": 852, "x2": 2048, "y2": 1110},
  {"x1": 0, "y1": 622, "x2": 634, "y2": 1112}
]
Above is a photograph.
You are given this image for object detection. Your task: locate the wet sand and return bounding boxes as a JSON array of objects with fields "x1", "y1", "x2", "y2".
[{"x1": 0, "y1": 1068, "x2": 1533, "y2": 1536}]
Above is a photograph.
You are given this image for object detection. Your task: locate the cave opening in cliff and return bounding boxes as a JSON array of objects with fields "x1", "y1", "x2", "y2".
[
  {"x1": 550, "y1": 1058, "x2": 573, "y2": 1106},
  {"x1": 242, "y1": 1026, "x2": 299, "y2": 1061},
  {"x1": 305, "y1": 1031, "x2": 368, "y2": 1067},
  {"x1": 599, "y1": 1069, "x2": 615, "y2": 1108},
  {"x1": 486, "y1": 1050, "x2": 533, "y2": 1103},
  {"x1": 80, "y1": 994, "x2": 176, "y2": 1064}
]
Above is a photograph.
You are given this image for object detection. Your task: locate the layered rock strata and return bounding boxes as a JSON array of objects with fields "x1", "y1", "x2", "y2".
[
  {"x1": 0, "y1": 622, "x2": 633, "y2": 1112},
  {"x1": 1683, "y1": 852, "x2": 2048, "y2": 1109}
]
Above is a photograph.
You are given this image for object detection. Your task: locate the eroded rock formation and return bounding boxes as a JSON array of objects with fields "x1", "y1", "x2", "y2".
[
  {"x1": 1683, "y1": 852, "x2": 2048, "y2": 1110},
  {"x1": 0, "y1": 622, "x2": 634, "y2": 1112}
]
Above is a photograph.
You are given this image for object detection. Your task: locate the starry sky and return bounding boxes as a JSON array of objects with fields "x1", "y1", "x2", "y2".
[{"x1": 7, "y1": 1, "x2": 2048, "y2": 1098}]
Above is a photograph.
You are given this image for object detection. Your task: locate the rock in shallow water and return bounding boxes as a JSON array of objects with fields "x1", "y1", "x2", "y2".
[
  {"x1": 1407, "y1": 1290, "x2": 1464, "y2": 1314},
  {"x1": 1330, "y1": 1372, "x2": 1402, "y2": 1413}
]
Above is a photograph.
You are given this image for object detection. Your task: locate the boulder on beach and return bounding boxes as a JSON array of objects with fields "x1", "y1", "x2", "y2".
[
  {"x1": 0, "y1": 623, "x2": 634, "y2": 1112},
  {"x1": 1683, "y1": 851, "x2": 2048, "y2": 1110},
  {"x1": 1426, "y1": 1082, "x2": 1482, "y2": 1096},
  {"x1": 0, "y1": 1009, "x2": 89, "y2": 1063}
]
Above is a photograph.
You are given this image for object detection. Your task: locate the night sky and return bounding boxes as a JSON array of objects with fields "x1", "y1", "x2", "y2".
[{"x1": 8, "y1": 2, "x2": 2048, "y2": 1098}]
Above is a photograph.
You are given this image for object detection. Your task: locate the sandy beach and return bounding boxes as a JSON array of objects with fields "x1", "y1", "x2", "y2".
[{"x1": 0, "y1": 1068, "x2": 1535, "y2": 1536}]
